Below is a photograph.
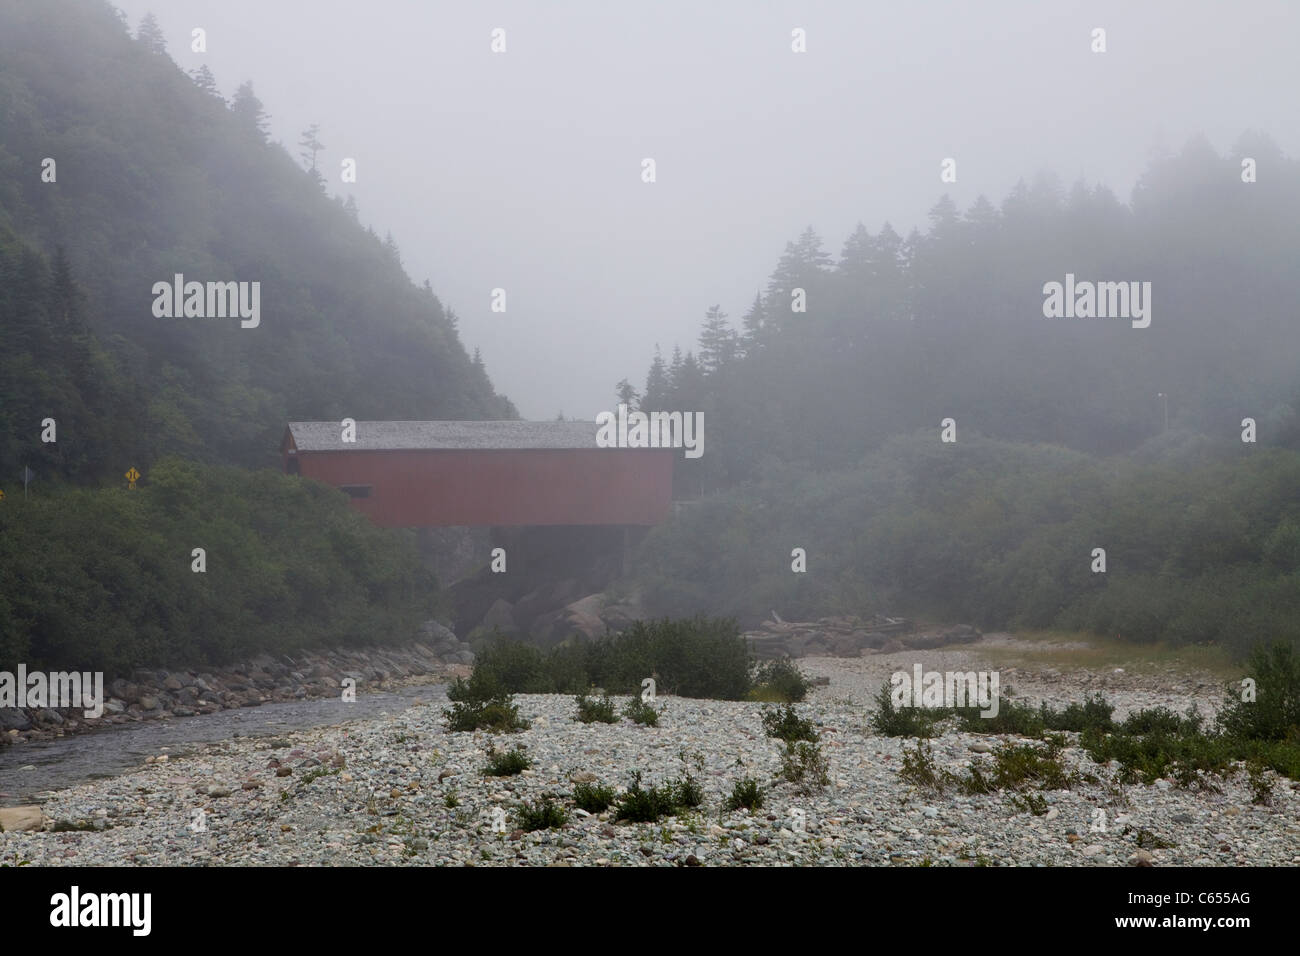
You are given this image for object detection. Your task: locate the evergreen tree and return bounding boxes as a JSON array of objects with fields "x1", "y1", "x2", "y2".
[
  {"x1": 137, "y1": 13, "x2": 166, "y2": 55},
  {"x1": 698, "y1": 304, "x2": 737, "y2": 375},
  {"x1": 299, "y1": 123, "x2": 326, "y2": 187},
  {"x1": 616, "y1": 378, "x2": 640, "y2": 408},
  {"x1": 667, "y1": 345, "x2": 685, "y2": 395},
  {"x1": 738, "y1": 292, "x2": 765, "y2": 358},
  {"x1": 231, "y1": 81, "x2": 271, "y2": 143},
  {"x1": 643, "y1": 346, "x2": 669, "y2": 411},
  {"x1": 190, "y1": 65, "x2": 221, "y2": 100}
]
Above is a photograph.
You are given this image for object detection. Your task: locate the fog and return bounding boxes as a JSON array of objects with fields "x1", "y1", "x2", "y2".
[{"x1": 109, "y1": 0, "x2": 1300, "y2": 419}]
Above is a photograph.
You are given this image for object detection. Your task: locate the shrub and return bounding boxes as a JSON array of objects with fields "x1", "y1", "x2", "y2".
[
  {"x1": 572, "y1": 782, "x2": 617, "y2": 813},
  {"x1": 515, "y1": 798, "x2": 568, "y2": 831},
  {"x1": 723, "y1": 777, "x2": 765, "y2": 811},
  {"x1": 870, "y1": 678, "x2": 943, "y2": 738},
  {"x1": 443, "y1": 695, "x2": 530, "y2": 733},
  {"x1": 1041, "y1": 693, "x2": 1116, "y2": 733},
  {"x1": 898, "y1": 739, "x2": 947, "y2": 793},
  {"x1": 1119, "y1": 705, "x2": 1201, "y2": 737},
  {"x1": 623, "y1": 696, "x2": 660, "y2": 726},
  {"x1": 1079, "y1": 726, "x2": 1235, "y2": 786},
  {"x1": 482, "y1": 746, "x2": 531, "y2": 776},
  {"x1": 574, "y1": 694, "x2": 618, "y2": 724},
  {"x1": 1219, "y1": 642, "x2": 1300, "y2": 742},
  {"x1": 1246, "y1": 762, "x2": 1275, "y2": 805},
  {"x1": 614, "y1": 771, "x2": 684, "y2": 823},
  {"x1": 779, "y1": 741, "x2": 830, "y2": 794},
  {"x1": 750, "y1": 659, "x2": 809, "y2": 702},
  {"x1": 613, "y1": 766, "x2": 704, "y2": 822},
  {"x1": 980, "y1": 736, "x2": 1075, "y2": 792},
  {"x1": 447, "y1": 616, "x2": 755, "y2": 702},
  {"x1": 760, "y1": 704, "x2": 818, "y2": 742},
  {"x1": 955, "y1": 697, "x2": 1044, "y2": 736}
]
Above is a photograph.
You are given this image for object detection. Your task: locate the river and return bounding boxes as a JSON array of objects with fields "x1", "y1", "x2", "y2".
[{"x1": 0, "y1": 682, "x2": 448, "y2": 806}]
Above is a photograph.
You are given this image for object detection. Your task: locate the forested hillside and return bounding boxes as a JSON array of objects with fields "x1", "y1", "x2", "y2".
[
  {"x1": 624, "y1": 137, "x2": 1300, "y2": 659},
  {"x1": 0, "y1": 0, "x2": 510, "y2": 673},
  {"x1": 0, "y1": 0, "x2": 514, "y2": 479},
  {"x1": 632, "y1": 136, "x2": 1300, "y2": 491}
]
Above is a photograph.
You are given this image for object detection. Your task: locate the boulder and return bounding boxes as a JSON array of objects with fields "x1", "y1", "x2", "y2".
[
  {"x1": 0, "y1": 806, "x2": 45, "y2": 832},
  {"x1": 418, "y1": 620, "x2": 459, "y2": 645},
  {"x1": 0, "y1": 709, "x2": 32, "y2": 732}
]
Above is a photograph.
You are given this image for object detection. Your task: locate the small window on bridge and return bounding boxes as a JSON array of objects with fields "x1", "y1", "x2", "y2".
[{"x1": 340, "y1": 484, "x2": 372, "y2": 499}]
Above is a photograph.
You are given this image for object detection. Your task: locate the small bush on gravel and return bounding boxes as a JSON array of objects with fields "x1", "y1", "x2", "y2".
[
  {"x1": 978, "y1": 735, "x2": 1077, "y2": 792},
  {"x1": 1040, "y1": 693, "x2": 1115, "y2": 733},
  {"x1": 899, "y1": 739, "x2": 947, "y2": 793},
  {"x1": 779, "y1": 741, "x2": 830, "y2": 794},
  {"x1": 482, "y1": 746, "x2": 531, "y2": 776},
  {"x1": 723, "y1": 777, "x2": 765, "y2": 811},
  {"x1": 1079, "y1": 725, "x2": 1235, "y2": 786},
  {"x1": 749, "y1": 659, "x2": 809, "y2": 702},
  {"x1": 955, "y1": 697, "x2": 1044, "y2": 736},
  {"x1": 1119, "y1": 705, "x2": 1201, "y2": 737},
  {"x1": 1246, "y1": 762, "x2": 1275, "y2": 805},
  {"x1": 1007, "y1": 792, "x2": 1049, "y2": 816},
  {"x1": 613, "y1": 772, "x2": 678, "y2": 823},
  {"x1": 613, "y1": 769, "x2": 703, "y2": 822},
  {"x1": 573, "y1": 782, "x2": 617, "y2": 813},
  {"x1": 443, "y1": 695, "x2": 530, "y2": 733},
  {"x1": 574, "y1": 693, "x2": 618, "y2": 724},
  {"x1": 515, "y1": 798, "x2": 568, "y2": 831},
  {"x1": 761, "y1": 704, "x2": 818, "y2": 742},
  {"x1": 455, "y1": 617, "x2": 754, "y2": 701},
  {"x1": 901, "y1": 735, "x2": 1082, "y2": 795},
  {"x1": 870, "y1": 678, "x2": 944, "y2": 738},
  {"x1": 623, "y1": 696, "x2": 660, "y2": 726},
  {"x1": 1219, "y1": 642, "x2": 1300, "y2": 743}
]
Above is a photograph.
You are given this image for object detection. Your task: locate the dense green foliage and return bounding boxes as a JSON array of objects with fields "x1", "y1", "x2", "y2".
[
  {"x1": 450, "y1": 617, "x2": 756, "y2": 700},
  {"x1": 630, "y1": 434, "x2": 1300, "y2": 658},
  {"x1": 0, "y1": 457, "x2": 437, "y2": 674},
  {"x1": 573, "y1": 693, "x2": 618, "y2": 724},
  {"x1": 613, "y1": 769, "x2": 703, "y2": 823},
  {"x1": 722, "y1": 777, "x2": 765, "y2": 812},
  {"x1": 514, "y1": 798, "x2": 568, "y2": 832},
  {"x1": 571, "y1": 782, "x2": 617, "y2": 814},
  {"x1": 482, "y1": 746, "x2": 531, "y2": 777},
  {"x1": 760, "y1": 704, "x2": 818, "y2": 742},
  {"x1": 750, "y1": 658, "x2": 809, "y2": 702}
]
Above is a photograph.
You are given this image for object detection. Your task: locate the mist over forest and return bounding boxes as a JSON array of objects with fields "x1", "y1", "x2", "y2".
[{"x1": 1, "y1": 1, "x2": 1297, "y2": 668}]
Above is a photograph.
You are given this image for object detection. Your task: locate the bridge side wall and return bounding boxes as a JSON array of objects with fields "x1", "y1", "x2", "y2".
[{"x1": 290, "y1": 447, "x2": 676, "y2": 527}]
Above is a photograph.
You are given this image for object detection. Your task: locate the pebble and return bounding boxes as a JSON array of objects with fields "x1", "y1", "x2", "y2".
[{"x1": 2, "y1": 654, "x2": 1291, "y2": 867}]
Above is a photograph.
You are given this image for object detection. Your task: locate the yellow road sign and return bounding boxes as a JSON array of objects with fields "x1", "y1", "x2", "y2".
[{"x1": 125, "y1": 467, "x2": 140, "y2": 489}]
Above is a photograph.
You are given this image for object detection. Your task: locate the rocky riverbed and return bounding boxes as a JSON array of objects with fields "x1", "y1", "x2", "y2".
[
  {"x1": 3, "y1": 643, "x2": 1297, "y2": 867},
  {"x1": 0, "y1": 623, "x2": 474, "y2": 746}
]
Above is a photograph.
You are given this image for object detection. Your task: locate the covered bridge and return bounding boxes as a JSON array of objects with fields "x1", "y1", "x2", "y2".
[{"x1": 280, "y1": 421, "x2": 676, "y2": 528}]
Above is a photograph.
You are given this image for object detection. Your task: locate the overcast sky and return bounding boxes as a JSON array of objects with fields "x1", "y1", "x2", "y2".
[{"x1": 111, "y1": 0, "x2": 1299, "y2": 420}]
